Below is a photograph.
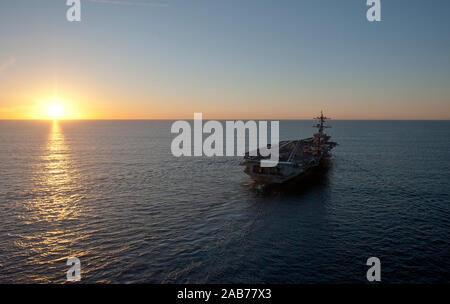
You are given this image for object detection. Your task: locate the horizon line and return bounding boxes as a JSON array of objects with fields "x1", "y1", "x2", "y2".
[{"x1": 1, "y1": 118, "x2": 449, "y2": 121}]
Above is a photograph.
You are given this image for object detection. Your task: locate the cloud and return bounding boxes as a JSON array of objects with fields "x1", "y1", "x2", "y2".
[
  {"x1": 0, "y1": 56, "x2": 16, "y2": 73},
  {"x1": 87, "y1": 0, "x2": 168, "y2": 7}
]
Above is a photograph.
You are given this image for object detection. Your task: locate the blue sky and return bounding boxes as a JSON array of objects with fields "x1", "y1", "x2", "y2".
[{"x1": 0, "y1": 0, "x2": 449, "y2": 119}]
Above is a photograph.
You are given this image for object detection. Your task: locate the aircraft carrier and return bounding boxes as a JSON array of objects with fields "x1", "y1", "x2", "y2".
[{"x1": 240, "y1": 112, "x2": 337, "y2": 184}]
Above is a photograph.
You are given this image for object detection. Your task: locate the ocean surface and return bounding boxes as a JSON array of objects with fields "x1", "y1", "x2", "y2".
[{"x1": 0, "y1": 120, "x2": 448, "y2": 283}]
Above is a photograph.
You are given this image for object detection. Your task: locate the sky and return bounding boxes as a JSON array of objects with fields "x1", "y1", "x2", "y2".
[{"x1": 0, "y1": 0, "x2": 449, "y2": 119}]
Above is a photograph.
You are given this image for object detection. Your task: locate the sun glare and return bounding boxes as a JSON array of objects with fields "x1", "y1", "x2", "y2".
[{"x1": 47, "y1": 104, "x2": 64, "y2": 120}]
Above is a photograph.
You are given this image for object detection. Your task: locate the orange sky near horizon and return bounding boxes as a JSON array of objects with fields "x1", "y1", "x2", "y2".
[
  {"x1": 0, "y1": 68, "x2": 448, "y2": 120},
  {"x1": 1, "y1": 84, "x2": 448, "y2": 120}
]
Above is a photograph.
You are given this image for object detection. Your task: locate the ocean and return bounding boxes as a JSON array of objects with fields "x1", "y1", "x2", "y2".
[{"x1": 0, "y1": 120, "x2": 448, "y2": 283}]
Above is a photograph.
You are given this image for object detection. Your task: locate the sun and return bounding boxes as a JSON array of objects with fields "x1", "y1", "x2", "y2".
[
  {"x1": 47, "y1": 104, "x2": 64, "y2": 120},
  {"x1": 28, "y1": 95, "x2": 83, "y2": 120}
]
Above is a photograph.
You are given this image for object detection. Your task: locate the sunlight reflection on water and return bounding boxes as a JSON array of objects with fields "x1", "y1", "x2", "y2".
[{"x1": 13, "y1": 122, "x2": 87, "y2": 282}]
